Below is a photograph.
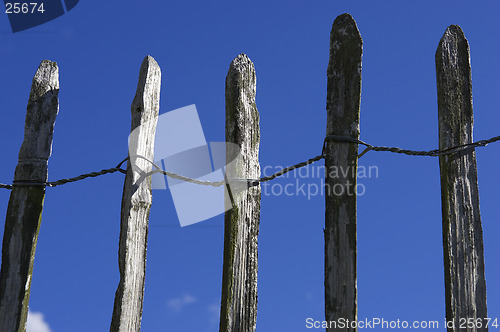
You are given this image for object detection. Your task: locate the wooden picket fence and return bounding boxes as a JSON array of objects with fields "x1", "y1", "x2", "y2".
[{"x1": 0, "y1": 13, "x2": 490, "y2": 332}]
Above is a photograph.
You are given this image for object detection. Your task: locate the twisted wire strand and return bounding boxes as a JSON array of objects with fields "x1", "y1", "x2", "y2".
[
  {"x1": 256, "y1": 154, "x2": 325, "y2": 185},
  {"x1": 1, "y1": 134, "x2": 499, "y2": 190},
  {"x1": 1, "y1": 159, "x2": 128, "y2": 190},
  {"x1": 128, "y1": 155, "x2": 227, "y2": 187},
  {"x1": 135, "y1": 153, "x2": 325, "y2": 188},
  {"x1": 324, "y1": 135, "x2": 500, "y2": 158}
]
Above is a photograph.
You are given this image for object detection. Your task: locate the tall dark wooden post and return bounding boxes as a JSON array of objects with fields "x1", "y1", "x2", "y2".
[
  {"x1": 0, "y1": 60, "x2": 60, "y2": 332},
  {"x1": 324, "y1": 14, "x2": 362, "y2": 331},
  {"x1": 436, "y1": 25, "x2": 488, "y2": 332}
]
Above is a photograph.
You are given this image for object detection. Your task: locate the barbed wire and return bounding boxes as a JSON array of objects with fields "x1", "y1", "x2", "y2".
[{"x1": 0, "y1": 134, "x2": 499, "y2": 190}]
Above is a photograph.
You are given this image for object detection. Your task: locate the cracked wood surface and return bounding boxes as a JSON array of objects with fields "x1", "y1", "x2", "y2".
[
  {"x1": 110, "y1": 56, "x2": 161, "y2": 332},
  {"x1": 436, "y1": 25, "x2": 488, "y2": 332},
  {"x1": 219, "y1": 54, "x2": 261, "y2": 332},
  {"x1": 324, "y1": 14, "x2": 362, "y2": 332},
  {"x1": 0, "y1": 60, "x2": 59, "y2": 332}
]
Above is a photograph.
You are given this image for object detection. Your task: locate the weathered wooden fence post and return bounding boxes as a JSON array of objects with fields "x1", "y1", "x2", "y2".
[
  {"x1": 0, "y1": 60, "x2": 59, "y2": 332},
  {"x1": 219, "y1": 54, "x2": 261, "y2": 332},
  {"x1": 324, "y1": 13, "x2": 362, "y2": 331},
  {"x1": 436, "y1": 26, "x2": 488, "y2": 331},
  {"x1": 110, "y1": 56, "x2": 161, "y2": 332}
]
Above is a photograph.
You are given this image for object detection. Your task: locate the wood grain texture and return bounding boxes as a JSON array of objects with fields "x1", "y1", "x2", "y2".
[
  {"x1": 0, "y1": 60, "x2": 59, "y2": 332},
  {"x1": 436, "y1": 25, "x2": 488, "y2": 332},
  {"x1": 324, "y1": 13, "x2": 362, "y2": 331},
  {"x1": 110, "y1": 56, "x2": 161, "y2": 332},
  {"x1": 220, "y1": 54, "x2": 261, "y2": 332}
]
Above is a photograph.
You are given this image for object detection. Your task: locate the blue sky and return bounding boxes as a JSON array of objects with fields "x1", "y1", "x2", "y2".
[{"x1": 0, "y1": 1, "x2": 499, "y2": 331}]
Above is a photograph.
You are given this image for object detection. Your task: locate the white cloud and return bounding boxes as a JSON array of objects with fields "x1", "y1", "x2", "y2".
[
  {"x1": 27, "y1": 310, "x2": 52, "y2": 332},
  {"x1": 207, "y1": 302, "x2": 220, "y2": 325},
  {"x1": 167, "y1": 293, "x2": 197, "y2": 313}
]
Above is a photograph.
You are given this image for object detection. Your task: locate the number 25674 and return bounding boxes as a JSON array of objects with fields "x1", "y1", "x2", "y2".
[{"x1": 5, "y1": 3, "x2": 45, "y2": 14}]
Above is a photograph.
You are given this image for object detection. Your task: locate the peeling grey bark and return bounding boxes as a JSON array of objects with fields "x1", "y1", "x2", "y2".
[
  {"x1": 110, "y1": 56, "x2": 161, "y2": 332},
  {"x1": 0, "y1": 60, "x2": 59, "y2": 332},
  {"x1": 436, "y1": 25, "x2": 488, "y2": 332},
  {"x1": 324, "y1": 14, "x2": 362, "y2": 331},
  {"x1": 220, "y1": 54, "x2": 261, "y2": 332}
]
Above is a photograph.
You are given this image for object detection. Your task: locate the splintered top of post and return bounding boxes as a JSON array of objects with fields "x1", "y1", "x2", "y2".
[
  {"x1": 229, "y1": 53, "x2": 255, "y2": 73},
  {"x1": 141, "y1": 55, "x2": 160, "y2": 75},
  {"x1": 328, "y1": 13, "x2": 362, "y2": 82},
  {"x1": 131, "y1": 55, "x2": 161, "y2": 122},
  {"x1": 225, "y1": 53, "x2": 260, "y2": 177},
  {"x1": 327, "y1": 13, "x2": 362, "y2": 137},
  {"x1": 18, "y1": 60, "x2": 59, "y2": 165},
  {"x1": 128, "y1": 55, "x2": 161, "y2": 180},
  {"x1": 29, "y1": 60, "x2": 59, "y2": 100},
  {"x1": 330, "y1": 13, "x2": 362, "y2": 52},
  {"x1": 436, "y1": 25, "x2": 470, "y2": 65},
  {"x1": 437, "y1": 25, "x2": 467, "y2": 50},
  {"x1": 436, "y1": 24, "x2": 473, "y2": 149},
  {"x1": 227, "y1": 53, "x2": 256, "y2": 97}
]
